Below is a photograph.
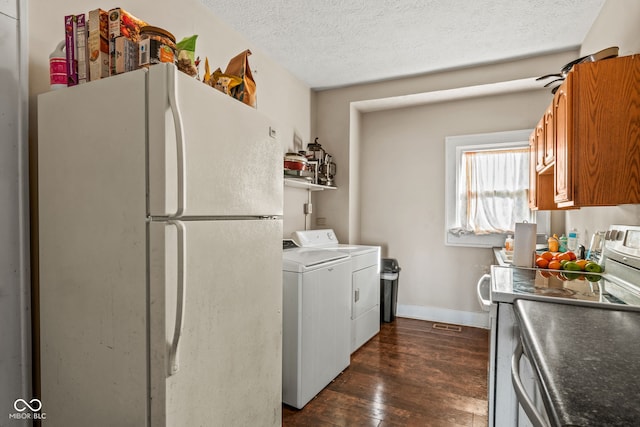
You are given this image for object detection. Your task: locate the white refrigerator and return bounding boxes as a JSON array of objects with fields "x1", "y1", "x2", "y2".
[{"x1": 37, "y1": 64, "x2": 283, "y2": 426}]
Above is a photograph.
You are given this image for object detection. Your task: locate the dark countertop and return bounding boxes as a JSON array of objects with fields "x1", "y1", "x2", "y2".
[{"x1": 514, "y1": 299, "x2": 640, "y2": 426}]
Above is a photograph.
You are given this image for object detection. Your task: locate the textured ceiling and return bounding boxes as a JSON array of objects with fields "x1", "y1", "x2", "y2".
[{"x1": 201, "y1": 0, "x2": 606, "y2": 89}]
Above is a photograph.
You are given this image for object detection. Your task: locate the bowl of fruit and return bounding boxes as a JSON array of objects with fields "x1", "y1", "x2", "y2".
[{"x1": 535, "y1": 251, "x2": 603, "y2": 273}]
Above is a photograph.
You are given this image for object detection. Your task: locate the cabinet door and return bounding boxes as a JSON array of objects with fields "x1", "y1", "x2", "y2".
[
  {"x1": 528, "y1": 134, "x2": 537, "y2": 209},
  {"x1": 529, "y1": 131, "x2": 556, "y2": 211},
  {"x1": 534, "y1": 118, "x2": 545, "y2": 172},
  {"x1": 543, "y1": 104, "x2": 554, "y2": 165},
  {"x1": 554, "y1": 76, "x2": 573, "y2": 206}
]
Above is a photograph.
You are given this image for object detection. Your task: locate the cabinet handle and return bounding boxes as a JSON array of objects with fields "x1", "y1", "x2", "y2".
[{"x1": 511, "y1": 340, "x2": 549, "y2": 427}]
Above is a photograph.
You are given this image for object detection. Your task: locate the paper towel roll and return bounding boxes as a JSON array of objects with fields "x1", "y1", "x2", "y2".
[{"x1": 513, "y1": 222, "x2": 537, "y2": 267}]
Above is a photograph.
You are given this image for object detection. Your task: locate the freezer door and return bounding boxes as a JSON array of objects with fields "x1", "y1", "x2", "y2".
[
  {"x1": 149, "y1": 218, "x2": 282, "y2": 426},
  {"x1": 148, "y1": 64, "x2": 282, "y2": 217}
]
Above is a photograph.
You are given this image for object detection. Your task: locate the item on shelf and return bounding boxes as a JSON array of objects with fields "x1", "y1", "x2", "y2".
[
  {"x1": 176, "y1": 35, "x2": 198, "y2": 77},
  {"x1": 306, "y1": 138, "x2": 325, "y2": 162},
  {"x1": 321, "y1": 154, "x2": 336, "y2": 187},
  {"x1": 284, "y1": 152, "x2": 307, "y2": 171},
  {"x1": 64, "y1": 14, "x2": 78, "y2": 86},
  {"x1": 139, "y1": 26, "x2": 176, "y2": 68},
  {"x1": 107, "y1": 7, "x2": 148, "y2": 76},
  {"x1": 514, "y1": 222, "x2": 536, "y2": 268},
  {"x1": 504, "y1": 235, "x2": 514, "y2": 253},
  {"x1": 76, "y1": 14, "x2": 88, "y2": 84},
  {"x1": 211, "y1": 67, "x2": 242, "y2": 94},
  {"x1": 284, "y1": 169, "x2": 314, "y2": 180},
  {"x1": 49, "y1": 40, "x2": 67, "y2": 89},
  {"x1": 223, "y1": 49, "x2": 256, "y2": 108},
  {"x1": 305, "y1": 138, "x2": 337, "y2": 186},
  {"x1": 88, "y1": 9, "x2": 109, "y2": 81}
]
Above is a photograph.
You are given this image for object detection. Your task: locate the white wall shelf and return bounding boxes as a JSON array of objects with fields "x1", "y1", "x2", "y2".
[{"x1": 284, "y1": 178, "x2": 336, "y2": 191}]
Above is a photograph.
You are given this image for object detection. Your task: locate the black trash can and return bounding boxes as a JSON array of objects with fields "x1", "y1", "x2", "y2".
[{"x1": 380, "y1": 258, "x2": 401, "y2": 323}]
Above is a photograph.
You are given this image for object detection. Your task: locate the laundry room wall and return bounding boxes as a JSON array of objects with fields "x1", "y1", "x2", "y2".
[
  {"x1": 312, "y1": 50, "x2": 579, "y2": 327},
  {"x1": 358, "y1": 89, "x2": 553, "y2": 323},
  {"x1": 27, "y1": 0, "x2": 313, "y2": 240}
]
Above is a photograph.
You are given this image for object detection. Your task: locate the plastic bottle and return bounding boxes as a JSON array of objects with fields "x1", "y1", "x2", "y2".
[
  {"x1": 567, "y1": 228, "x2": 579, "y2": 252},
  {"x1": 559, "y1": 234, "x2": 568, "y2": 253},
  {"x1": 548, "y1": 234, "x2": 559, "y2": 252},
  {"x1": 49, "y1": 40, "x2": 67, "y2": 90},
  {"x1": 504, "y1": 235, "x2": 514, "y2": 252}
]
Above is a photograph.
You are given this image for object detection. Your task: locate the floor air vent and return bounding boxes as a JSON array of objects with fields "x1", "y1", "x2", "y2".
[{"x1": 432, "y1": 323, "x2": 462, "y2": 332}]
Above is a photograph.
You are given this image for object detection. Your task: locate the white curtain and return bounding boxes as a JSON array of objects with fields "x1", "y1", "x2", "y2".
[{"x1": 456, "y1": 147, "x2": 530, "y2": 235}]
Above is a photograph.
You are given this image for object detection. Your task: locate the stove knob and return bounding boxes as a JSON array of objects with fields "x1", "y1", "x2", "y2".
[
  {"x1": 616, "y1": 230, "x2": 625, "y2": 240},
  {"x1": 605, "y1": 230, "x2": 614, "y2": 240}
]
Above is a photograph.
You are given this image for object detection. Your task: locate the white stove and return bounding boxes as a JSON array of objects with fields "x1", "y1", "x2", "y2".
[
  {"x1": 481, "y1": 224, "x2": 640, "y2": 426},
  {"x1": 292, "y1": 229, "x2": 381, "y2": 353}
]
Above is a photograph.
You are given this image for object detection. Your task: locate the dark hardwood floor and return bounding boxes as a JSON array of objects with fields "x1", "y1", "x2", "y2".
[{"x1": 283, "y1": 317, "x2": 489, "y2": 427}]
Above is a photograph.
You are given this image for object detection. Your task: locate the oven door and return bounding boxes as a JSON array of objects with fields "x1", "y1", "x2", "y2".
[
  {"x1": 512, "y1": 340, "x2": 553, "y2": 427},
  {"x1": 477, "y1": 274, "x2": 500, "y2": 425}
]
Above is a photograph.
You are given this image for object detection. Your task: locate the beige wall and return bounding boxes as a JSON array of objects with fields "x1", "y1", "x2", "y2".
[
  {"x1": 311, "y1": 0, "x2": 640, "y2": 326},
  {"x1": 313, "y1": 51, "x2": 578, "y2": 326},
  {"x1": 27, "y1": 0, "x2": 313, "y2": 238},
  {"x1": 565, "y1": 0, "x2": 640, "y2": 247},
  {"x1": 359, "y1": 90, "x2": 552, "y2": 315}
]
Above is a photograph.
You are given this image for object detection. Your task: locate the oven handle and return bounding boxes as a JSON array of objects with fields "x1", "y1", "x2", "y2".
[
  {"x1": 511, "y1": 340, "x2": 549, "y2": 427},
  {"x1": 476, "y1": 274, "x2": 492, "y2": 311}
]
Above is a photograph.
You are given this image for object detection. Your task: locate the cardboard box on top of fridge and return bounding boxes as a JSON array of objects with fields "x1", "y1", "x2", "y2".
[
  {"x1": 107, "y1": 7, "x2": 147, "y2": 76},
  {"x1": 88, "y1": 9, "x2": 109, "y2": 81},
  {"x1": 113, "y1": 36, "x2": 139, "y2": 75}
]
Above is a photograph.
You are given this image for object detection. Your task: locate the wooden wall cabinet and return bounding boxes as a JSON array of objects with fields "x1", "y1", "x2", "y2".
[
  {"x1": 530, "y1": 55, "x2": 640, "y2": 209},
  {"x1": 553, "y1": 74, "x2": 572, "y2": 205},
  {"x1": 529, "y1": 133, "x2": 555, "y2": 210},
  {"x1": 533, "y1": 105, "x2": 554, "y2": 173}
]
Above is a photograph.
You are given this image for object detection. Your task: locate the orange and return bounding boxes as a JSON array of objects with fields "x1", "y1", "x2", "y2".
[
  {"x1": 548, "y1": 260, "x2": 562, "y2": 270},
  {"x1": 557, "y1": 252, "x2": 572, "y2": 262},
  {"x1": 539, "y1": 251, "x2": 554, "y2": 261},
  {"x1": 576, "y1": 259, "x2": 589, "y2": 270},
  {"x1": 566, "y1": 251, "x2": 577, "y2": 261},
  {"x1": 535, "y1": 257, "x2": 549, "y2": 268}
]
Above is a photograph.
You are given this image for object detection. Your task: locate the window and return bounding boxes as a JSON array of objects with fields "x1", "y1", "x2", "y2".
[
  {"x1": 444, "y1": 130, "x2": 549, "y2": 247},
  {"x1": 457, "y1": 147, "x2": 531, "y2": 234}
]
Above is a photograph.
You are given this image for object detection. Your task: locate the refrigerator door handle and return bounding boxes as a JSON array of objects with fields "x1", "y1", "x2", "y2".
[
  {"x1": 168, "y1": 220, "x2": 187, "y2": 376},
  {"x1": 168, "y1": 66, "x2": 187, "y2": 217}
]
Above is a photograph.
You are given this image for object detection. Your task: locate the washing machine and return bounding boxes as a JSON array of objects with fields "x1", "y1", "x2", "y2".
[
  {"x1": 292, "y1": 229, "x2": 381, "y2": 353},
  {"x1": 282, "y1": 239, "x2": 351, "y2": 409}
]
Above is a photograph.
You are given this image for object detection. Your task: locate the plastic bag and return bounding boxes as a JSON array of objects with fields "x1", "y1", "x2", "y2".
[
  {"x1": 176, "y1": 35, "x2": 198, "y2": 77},
  {"x1": 223, "y1": 49, "x2": 256, "y2": 107}
]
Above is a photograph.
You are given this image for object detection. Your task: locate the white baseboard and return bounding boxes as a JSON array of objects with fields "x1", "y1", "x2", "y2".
[{"x1": 396, "y1": 304, "x2": 490, "y2": 329}]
